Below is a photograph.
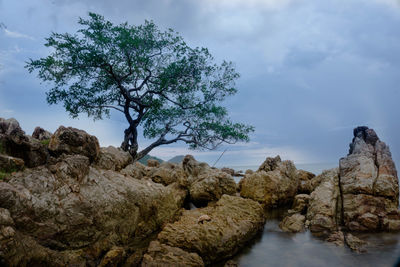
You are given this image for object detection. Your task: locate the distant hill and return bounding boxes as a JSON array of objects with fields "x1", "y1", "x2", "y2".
[
  {"x1": 168, "y1": 155, "x2": 185, "y2": 163},
  {"x1": 138, "y1": 154, "x2": 164, "y2": 165}
]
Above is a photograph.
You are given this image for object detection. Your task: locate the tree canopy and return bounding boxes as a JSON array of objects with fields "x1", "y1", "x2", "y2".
[{"x1": 26, "y1": 13, "x2": 254, "y2": 160}]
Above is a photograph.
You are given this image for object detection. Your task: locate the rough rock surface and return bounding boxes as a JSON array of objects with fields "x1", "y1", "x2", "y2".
[
  {"x1": 340, "y1": 126, "x2": 400, "y2": 231},
  {"x1": 297, "y1": 169, "x2": 316, "y2": 193},
  {"x1": 289, "y1": 194, "x2": 310, "y2": 214},
  {"x1": 0, "y1": 118, "x2": 48, "y2": 168},
  {"x1": 96, "y1": 146, "x2": 132, "y2": 171},
  {"x1": 32, "y1": 127, "x2": 52, "y2": 141},
  {"x1": 0, "y1": 154, "x2": 24, "y2": 173},
  {"x1": 149, "y1": 195, "x2": 265, "y2": 265},
  {"x1": 279, "y1": 213, "x2": 306, "y2": 233},
  {"x1": 182, "y1": 155, "x2": 237, "y2": 206},
  {"x1": 48, "y1": 126, "x2": 100, "y2": 162},
  {"x1": 239, "y1": 156, "x2": 298, "y2": 207},
  {"x1": 306, "y1": 168, "x2": 341, "y2": 236},
  {"x1": 0, "y1": 148, "x2": 187, "y2": 266},
  {"x1": 148, "y1": 162, "x2": 187, "y2": 186},
  {"x1": 141, "y1": 241, "x2": 204, "y2": 267}
]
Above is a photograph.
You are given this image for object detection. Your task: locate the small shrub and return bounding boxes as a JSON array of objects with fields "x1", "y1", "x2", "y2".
[{"x1": 40, "y1": 139, "x2": 50, "y2": 146}]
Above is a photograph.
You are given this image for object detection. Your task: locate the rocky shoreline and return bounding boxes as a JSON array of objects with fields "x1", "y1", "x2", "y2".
[{"x1": 0, "y1": 118, "x2": 399, "y2": 266}]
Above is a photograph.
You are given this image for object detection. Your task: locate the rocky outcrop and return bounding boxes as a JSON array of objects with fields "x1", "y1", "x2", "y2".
[
  {"x1": 0, "y1": 121, "x2": 188, "y2": 266},
  {"x1": 306, "y1": 168, "x2": 341, "y2": 236},
  {"x1": 148, "y1": 162, "x2": 187, "y2": 186},
  {"x1": 96, "y1": 146, "x2": 133, "y2": 171},
  {"x1": 141, "y1": 241, "x2": 204, "y2": 267},
  {"x1": 297, "y1": 169, "x2": 316, "y2": 193},
  {"x1": 182, "y1": 155, "x2": 237, "y2": 206},
  {"x1": 239, "y1": 156, "x2": 298, "y2": 207},
  {"x1": 0, "y1": 118, "x2": 48, "y2": 168},
  {"x1": 32, "y1": 127, "x2": 52, "y2": 141},
  {"x1": 279, "y1": 213, "x2": 306, "y2": 233},
  {"x1": 145, "y1": 195, "x2": 265, "y2": 265},
  {"x1": 48, "y1": 126, "x2": 100, "y2": 162},
  {"x1": 340, "y1": 126, "x2": 400, "y2": 231}
]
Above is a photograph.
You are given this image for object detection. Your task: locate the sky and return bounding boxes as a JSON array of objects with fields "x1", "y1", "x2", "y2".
[{"x1": 0, "y1": 0, "x2": 400, "y2": 171}]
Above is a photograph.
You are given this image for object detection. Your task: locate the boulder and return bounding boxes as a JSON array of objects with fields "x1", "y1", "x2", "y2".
[
  {"x1": 48, "y1": 126, "x2": 100, "y2": 162},
  {"x1": 141, "y1": 241, "x2": 204, "y2": 267},
  {"x1": 221, "y1": 167, "x2": 235, "y2": 176},
  {"x1": 96, "y1": 146, "x2": 133, "y2": 171},
  {"x1": 296, "y1": 169, "x2": 316, "y2": 193},
  {"x1": 340, "y1": 126, "x2": 400, "y2": 231},
  {"x1": 306, "y1": 168, "x2": 341, "y2": 236},
  {"x1": 0, "y1": 118, "x2": 48, "y2": 168},
  {"x1": 289, "y1": 194, "x2": 310, "y2": 214},
  {"x1": 98, "y1": 246, "x2": 126, "y2": 267},
  {"x1": 239, "y1": 156, "x2": 298, "y2": 207},
  {"x1": 279, "y1": 213, "x2": 306, "y2": 233},
  {"x1": 181, "y1": 155, "x2": 237, "y2": 205},
  {"x1": 0, "y1": 157, "x2": 187, "y2": 266},
  {"x1": 120, "y1": 161, "x2": 148, "y2": 180},
  {"x1": 189, "y1": 169, "x2": 237, "y2": 207},
  {"x1": 154, "y1": 195, "x2": 265, "y2": 264},
  {"x1": 147, "y1": 159, "x2": 160, "y2": 167},
  {"x1": 32, "y1": 127, "x2": 52, "y2": 141},
  {"x1": 0, "y1": 154, "x2": 24, "y2": 173},
  {"x1": 148, "y1": 162, "x2": 187, "y2": 186}
]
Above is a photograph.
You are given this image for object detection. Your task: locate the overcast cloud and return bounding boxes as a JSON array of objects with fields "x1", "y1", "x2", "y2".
[{"x1": 0, "y1": 0, "x2": 399, "y2": 171}]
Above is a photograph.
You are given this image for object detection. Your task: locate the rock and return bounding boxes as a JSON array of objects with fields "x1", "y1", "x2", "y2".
[
  {"x1": 345, "y1": 233, "x2": 367, "y2": 252},
  {"x1": 155, "y1": 195, "x2": 265, "y2": 264},
  {"x1": 0, "y1": 160, "x2": 187, "y2": 265},
  {"x1": 326, "y1": 231, "x2": 345, "y2": 246},
  {"x1": 0, "y1": 118, "x2": 48, "y2": 168},
  {"x1": 279, "y1": 213, "x2": 306, "y2": 233},
  {"x1": 221, "y1": 167, "x2": 235, "y2": 176},
  {"x1": 182, "y1": 155, "x2": 209, "y2": 177},
  {"x1": 290, "y1": 194, "x2": 310, "y2": 214},
  {"x1": 98, "y1": 246, "x2": 126, "y2": 267},
  {"x1": 189, "y1": 169, "x2": 237, "y2": 207},
  {"x1": 0, "y1": 154, "x2": 24, "y2": 173},
  {"x1": 197, "y1": 214, "x2": 211, "y2": 224},
  {"x1": 340, "y1": 126, "x2": 400, "y2": 231},
  {"x1": 32, "y1": 127, "x2": 52, "y2": 141},
  {"x1": 96, "y1": 146, "x2": 132, "y2": 171},
  {"x1": 141, "y1": 241, "x2": 204, "y2": 267},
  {"x1": 306, "y1": 168, "x2": 341, "y2": 236},
  {"x1": 120, "y1": 161, "x2": 148, "y2": 179},
  {"x1": 149, "y1": 162, "x2": 187, "y2": 186},
  {"x1": 239, "y1": 156, "x2": 298, "y2": 207},
  {"x1": 224, "y1": 260, "x2": 238, "y2": 267},
  {"x1": 297, "y1": 169, "x2": 316, "y2": 193},
  {"x1": 147, "y1": 159, "x2": 160, "y2": 167},
  {"x1": 48, "y1": 126, "x2": 100, "y2": 162}
]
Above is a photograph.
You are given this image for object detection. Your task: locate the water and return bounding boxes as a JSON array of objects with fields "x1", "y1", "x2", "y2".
[{"x1": 233, "y1": 209, "x2": 400, "y2": 267}]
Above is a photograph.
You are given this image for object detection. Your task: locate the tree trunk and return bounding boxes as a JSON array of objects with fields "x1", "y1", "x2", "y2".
[{"x1": 121, "y1": 126, "x2": 139, "y2": 159}]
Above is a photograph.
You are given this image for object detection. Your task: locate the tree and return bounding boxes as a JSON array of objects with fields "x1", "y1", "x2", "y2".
[{"x1": 26, "y1": 13, "x2": 254, "y2": 161}]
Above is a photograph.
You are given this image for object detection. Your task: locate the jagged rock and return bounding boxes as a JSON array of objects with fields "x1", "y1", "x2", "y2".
[
  {"x1": 141, "y1": 241, "x2": 204, "y2": 267},
  {"x1": 340, "y1": 126, "x2": 399, "y2": 231},
  {"x1": 147, "y1": 159, "x2": 160, "y2": 167},
  {"x1": 148, "y1": 162, "x2": 187, "y2": 186},
  {"x1": 120, "y1": 161, "x2": 148, "y2": 179},
  {"x1": 279, "y1": 213, "x2": 306, "y2": 233},
  {"x1": 224, "y1": 260, "x2": 238, "y2": 267},
  {"x1": 221, "y1": 167, "x2": 235, "y2": 176},
  {"x1": 289, "y1": 194, "x2": 310, "y2": 214},
  {"x1": 155, "y1": 195, "x2": 265, "y2": 265},
  {"x1": 0, "y1": 208, "x2": 14, "y2": 226},
  {"x1": 0, "y1": 118, "x2": 48, "y2": 168},
  {"x1": 32, "y1": 127, "x2": 52, "y2": 141},
  {"x1": 189, "y1": 169, "x2": 237, "y2": 207},
  {"x1": 0, "y1": 159, "x2": 187, "y2": 266},
  {"x1": 326, "y1": 231, "x2": 345, "y2": 246},
  {"x1": 306, "y1": 168, "x2": 341, "y2": 236},
  {"x1": 0, "y1": 154, "x2": 24, "y2": 173},
  {"x1": 96, "y1": 146, "x2": 133, "y2": 171},
  {"x1": 239, "y1": 156, "x2": 298, "y2": 207},
  {"x1": 181, "y1": 155, "x2": 236, "y2": 206},
  {"x1": 48, "y1": 126, "x2": 100, "y2": 162},
  {"x1": 345, "y1": 233, "x2": 367, "y2": 252},
  {"x1": 98, "y1": 246, "x2": 126, "y2": 267},
  {"x1": 297, "y1": 169, "x2": 316, "y2": 193}
]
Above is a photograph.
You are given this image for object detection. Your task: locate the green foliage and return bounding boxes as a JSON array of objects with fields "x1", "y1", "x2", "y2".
[
  {"x1": 40, "y1": 139, "x2": 50, "y2": 146},
  {"x1": 26, "y1": 13, "x2": 254, "y2": 159}
]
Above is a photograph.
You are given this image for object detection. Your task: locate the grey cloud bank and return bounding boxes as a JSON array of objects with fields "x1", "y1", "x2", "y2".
[{"x1": 0, "y1": 0, "x2": 399, "y2": 171}]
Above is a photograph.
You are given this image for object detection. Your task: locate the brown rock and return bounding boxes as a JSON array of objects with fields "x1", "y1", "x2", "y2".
[
  {"x1": 156, "y1": 195, "x2": 265, "y2": 264},
  {"x1": 0, "y1": 154, "x2": 24, "y2": 173},
  {"x1": 48, "y1": 126, "x2": 100, "y2": 162},
  {"x1": 147, "y1": 159, "x2": 160, "y2": 167},
  {"x1": 98, "y1": 246, "x2": 126, "y2": 267},
  {"x1": 149, "y1": 162, "x2": 187, "y2": 186},
  {"x1": 239, "y1": 156, "x2": 298, "y2": 207},
  {"x1": 221, "y1": 167, "x2": 235, "y2": 176},
  {"x1": 290, "y1": 194, "x2": 310, "y2": 214},
  {"x1": 120, "y1": 161, "x2": 148, "y2": 179},
  {"x1": 296, "y1": 169, "x2": 316, "y2": 193},
  {"x1": 306, "y1": 168, "x2": 341, "y2": 236},
  {"x1": 141, "y1": 241, "x2": 204, "y2": 267},
  {"x1": 32, "y1": 127, "x2": 52, "y2": 141},
  {"x1": 96, "y1": 146, "x2": 132, "y2": 171},
  {"x1": 326, "y1": 231, "x2": 345, "y2": 246},
  {"x1": 279, "y1": 213, "x2": 306, "y2": 233},
  {"x1": 345, "y1": 233, "x2": 367, "y2": 252}
]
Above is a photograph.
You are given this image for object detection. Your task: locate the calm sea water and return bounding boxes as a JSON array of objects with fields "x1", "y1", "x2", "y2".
[{"x1": 233, "y1": 209, "x2": 400, "y2": 267}]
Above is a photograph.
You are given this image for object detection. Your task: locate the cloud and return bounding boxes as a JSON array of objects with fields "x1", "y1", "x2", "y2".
[{"x1": 2, "y1": 28, "x2": 34, "y2": 40}]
